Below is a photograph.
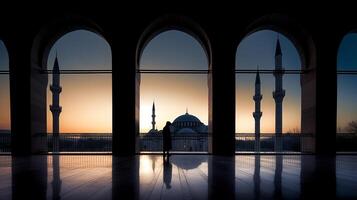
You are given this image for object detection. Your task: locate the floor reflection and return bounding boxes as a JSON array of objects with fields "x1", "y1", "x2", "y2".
[
  {"x1": 12, "y1": 156, "x2": 48, "y2": 200},
  {"x1": 52, "y1": 155, "x2": 61, "y2": 200},
  {"x1": 0, "y1": 155, "x2": 356, "y2": 199},
  {"x1": 0, "y1": 156, "x2": 12, "y2": 200},
  {"x1": 336, "y1": 156, "x2": 357, "y2": 199},
  {"x1": 112, "y1": 156, "x2": 139, "y2": 200},
  {"x1": 254, "y1": 155, "x2": 260, "y2": 199},
  {"x1": 163, "y1": 158, "x2": 172, "y2": 189},
  {"x1": 139, "y1": 155, "x2": 208, "y2": 200}
]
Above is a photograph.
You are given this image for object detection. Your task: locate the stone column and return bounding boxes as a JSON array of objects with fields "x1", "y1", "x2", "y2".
[
  {"x1": 112, "y1": 36, "x2": 139, "y2": 156},
  {"x1": 9, "y1": 35, "x2": 48, "y2": 155},
  {"x1": 209, "y1": 38, "x2": 236, "y2": 155}
]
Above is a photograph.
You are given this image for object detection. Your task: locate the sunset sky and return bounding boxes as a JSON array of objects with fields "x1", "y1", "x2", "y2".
[
  {"x1": 235, "y1": 31, "x2": 302, "y2": 133},
  {"x1": 0, "y1": 31, "x2": 356, "y2": 133},
  {"x1": 337, "y1": 33, "x2": 357, "y2": 132}
]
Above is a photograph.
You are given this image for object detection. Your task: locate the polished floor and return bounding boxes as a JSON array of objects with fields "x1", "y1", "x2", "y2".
[{"x1": 0, "y1": 155, "x2": 356, "y2": 199}]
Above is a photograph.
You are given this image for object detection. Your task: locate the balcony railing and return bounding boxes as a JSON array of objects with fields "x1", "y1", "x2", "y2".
[
  {"x1": 47, "y1": 133, "x2": 112, "y2": 152},
  {"x1": 235, "y1": 133, "x2": 313, "y2": 153},
  {"x1": 0, "y1": 132, "x2": 11, "y2": 153},
  {"x1": 139, "y1": 133, "x2": 208, "y2": 152},
  {"x1": 336, "y1": 133, "x2": 357, "y2": 152},
  {"x1": 2, "y1": 132, "x2": 357, "y2": 153}
]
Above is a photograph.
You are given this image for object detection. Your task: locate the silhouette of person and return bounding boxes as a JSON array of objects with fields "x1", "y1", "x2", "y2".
[
  {"x1": 162, "y1": 121, "x2": 172, "y2": 159},
  {"x1": 163, "y1": 158, "x2": 172, "y2": 189}
]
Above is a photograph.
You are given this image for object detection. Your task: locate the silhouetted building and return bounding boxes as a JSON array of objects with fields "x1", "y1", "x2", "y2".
[
  {"x1": 148, "y1": 102, "x2": 158, "y2": 134},
  {"x1": 171, "y1": 109, "x2": 208, "y2": 134},
  {"x1": 253, "y1": 69, "x2": 262, "y2": 152},
  {"x1": 146, "y1": 107, "x2": 208, "y2": 135},
  {"x1": 50, "y1": 55, "x2": 62, "y2": 152},
  {"x1": 273, "y1": 38, "x2": 285, "y2": 152},
  {"x1": 143, "y1": 107, "x2": 208, "y2": 151}
]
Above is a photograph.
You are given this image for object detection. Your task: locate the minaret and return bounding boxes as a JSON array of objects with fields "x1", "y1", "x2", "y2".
[
  {"x1": 50, "y1": 55, "x2": 62, "y2": 152},
  {"x1": 151, "y1": 101, "x2": 156, "y2": 131},
  {"x1": 253, "y1": 68, "x2": 262, "y2": 152},
  {"x1": 273, "y1": 37, "x2": 285, "y2": 152}
]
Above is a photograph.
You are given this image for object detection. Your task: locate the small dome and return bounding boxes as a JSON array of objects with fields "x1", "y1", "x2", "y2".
[{"x1": 176, "y1": 128, "x2": 197, "y2": 134}]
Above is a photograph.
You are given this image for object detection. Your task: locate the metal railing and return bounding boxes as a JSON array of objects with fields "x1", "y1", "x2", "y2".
[
  {"x1": 235, "y1": 133, "x2": 314, "y2": 152},
  {"x1": 336, "y1": 133, "x2": 357, "y2": 152},
  {"x1": 0, "y1": 132, "x2": 11, "y2": 152},
  {"x1": 139, "y1": 133, "x2": 208, "y2": 152},
  {"x1": 47, "y1": 133, "x2": 112, "y2": 152},
  {"x1": 48, "y1": 133, "x2": 209, "y2": 152},
  {"x1": 7, "y1": 132, "x2": 357, "y2": 153}
]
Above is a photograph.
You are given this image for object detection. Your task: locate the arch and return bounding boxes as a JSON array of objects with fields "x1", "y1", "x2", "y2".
[
  {"x1": 136, "y1": 16, "x2": 211, "y2": 152},
  {"x1": 0, "y1": 39, "x2": 9, "y2": 69},
  {"x1": 0, "y1": 39, "x2": 10, "y2": 152},
  {"x1": 336, "y1": 32, "x2": 357, "y2": 151},
  {"x1": 337, "y1": 31, "x2": 357, "y2": 70},
  {"x1": 235, "y1": 13, "x2": 316, "y2": 70},
  {"x1": 30, "y1": 16, "x2": 112, "y2": 153},
  {"x1": 31, "y1": 15, "x2": 111, "y2": 71},
  {"x1": 235, "y1": 14, "x2": 317, "y2": 153},
  {"x1": 336, "y1": 28, "x2": 357, "y2": 51},
  {"x1": 136, "y1": 14, "x2": 212, "y2": 70}
]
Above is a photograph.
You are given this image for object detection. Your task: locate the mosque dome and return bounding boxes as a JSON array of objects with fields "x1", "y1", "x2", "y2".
[
  {"x1": 170, "y1": 111, "x2": 207, "y2": 134},
  {"x1": 172, "y1": 112, "x2": 202, "y2": 128}
]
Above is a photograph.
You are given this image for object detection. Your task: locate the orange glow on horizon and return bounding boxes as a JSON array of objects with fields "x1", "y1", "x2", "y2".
[
  {"x1": 47, "y1": 74, "x2": 112, "y2": 133},
  {"x1": 140, "y1": 74, "x2": 208, "y2": 133},
  {"x1": 2, "y1": 73, "x2": 302, "y2": 134},
  {"x1": 236, "y1": 75, "x2": 301, "y2": 133},
  {"x1": 0, "y1": 75, "x2": 11, "y2": 130}
]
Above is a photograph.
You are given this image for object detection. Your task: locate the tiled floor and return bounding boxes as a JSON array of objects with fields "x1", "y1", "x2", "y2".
[{"x1": 0, "y1": 155, "x2": 356, "y2": 199}]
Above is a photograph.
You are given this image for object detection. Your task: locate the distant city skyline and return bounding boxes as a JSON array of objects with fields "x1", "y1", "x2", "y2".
[{"x1": 0, "y1": 31, "x2": 356, "y2": 133}]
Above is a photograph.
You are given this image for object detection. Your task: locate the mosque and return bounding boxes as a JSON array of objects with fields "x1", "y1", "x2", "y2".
[
  {"x1": 147, "y1": 102, "x2": 208, "y2": 135},
  {"x1": 143, "y1": 102, "x2": 208, "y2": 151}
]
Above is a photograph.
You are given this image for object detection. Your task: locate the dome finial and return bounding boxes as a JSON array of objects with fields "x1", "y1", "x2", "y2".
[{"x1": 186, "y1": 107, "x2": 188, "y2": 114}]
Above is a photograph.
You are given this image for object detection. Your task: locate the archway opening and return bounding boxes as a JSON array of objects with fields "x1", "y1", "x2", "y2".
[
  {"x1": 336, "y1": 33, "x2": 357, "y2": 152},
  {"x1": 0, "y1": 40, "x2": 10, "y2": 153},
  {"x1": 138, "y1": 30, "x2": 209, "y2": 152},
  {"x1": 45, "y1": 30, "x2": 112, "y2": 152},
  {"x1": 235, "y1": 30, "x2": 303, "y2": 152}
]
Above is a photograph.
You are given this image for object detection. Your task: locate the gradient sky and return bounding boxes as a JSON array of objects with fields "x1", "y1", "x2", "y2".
[
  {"x1": 235, "y1": 30, "x2": 301, "y2": 133},
  {"x1": 337, "y1": 33, "x2": 357, "y2": 132},
  {"x1": 46, "y1": 30, "x2": 112, "y2": 133},
  {"x1": 0, "y1": 40, "x2": 10, "y2": 130},
  {"x1": 0, "y1": 31, "x2": 356, "y2": 133},
  {"x1": 140, "y1": 30, "x2": 208, "y2": 132}
]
